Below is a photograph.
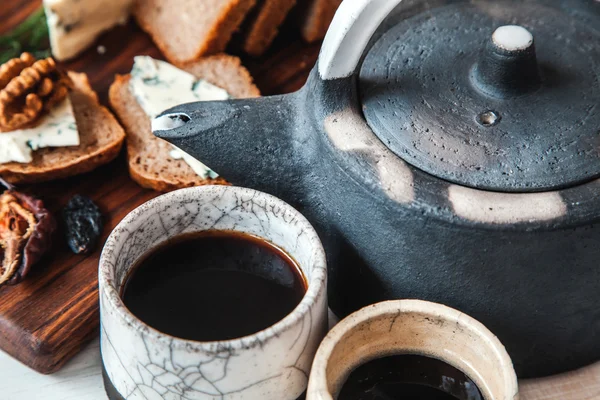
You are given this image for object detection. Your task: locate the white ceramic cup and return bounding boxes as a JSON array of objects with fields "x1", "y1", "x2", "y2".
[
  {"x1": 307, "y1": 300, "x2": 519, "y2": 400},
  {"x1": 99, "y1": 186, "x2": 328, "y2": 400}
]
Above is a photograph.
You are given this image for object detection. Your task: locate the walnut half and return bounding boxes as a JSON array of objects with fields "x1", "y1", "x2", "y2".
[
  {"x1": 0, "y1": 190, "x2": 56, "y2": 286},
  {"x1": 0, "y1": 53, "x2": 72, "y2": 131}
]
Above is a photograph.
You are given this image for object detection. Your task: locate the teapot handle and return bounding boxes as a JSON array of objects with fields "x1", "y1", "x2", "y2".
[{"x1": 318, "y1": 0, "x2": 406, "y2": 80}]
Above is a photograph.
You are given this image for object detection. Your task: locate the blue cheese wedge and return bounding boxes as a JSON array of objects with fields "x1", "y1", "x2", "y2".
[
  {"x1": 44, "y1": 0, "x2": 133, "y2": 61},
  {"x1": 129, "y1": 56, "x2": 229, "y2": 179},
  {"x1": 0, "y1": 98, "x2": 80, "y2": 164}
]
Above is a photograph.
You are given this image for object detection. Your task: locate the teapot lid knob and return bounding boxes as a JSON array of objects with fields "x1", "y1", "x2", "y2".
[
  {"x1": 357, "y1": 1, "x2": 600, "y2": 193},
  {"x1": 472, "y1": 25, "x2": 542, "y2": 98}
]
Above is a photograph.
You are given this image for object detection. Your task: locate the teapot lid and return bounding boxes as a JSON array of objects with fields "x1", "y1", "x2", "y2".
[{"x1": 359, "y1": 1, "x2": 600, "y2": 192}]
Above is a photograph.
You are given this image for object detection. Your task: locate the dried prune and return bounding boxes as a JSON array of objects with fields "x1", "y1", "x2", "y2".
[
  {"x1": 0, "y1": 187, "x2": 56, "y2": 286},
  {"x1": 63, "y1": 195, "x2": 103, "y2": 255}
]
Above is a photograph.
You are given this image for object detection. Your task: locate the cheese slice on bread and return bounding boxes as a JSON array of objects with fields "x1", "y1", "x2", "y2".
[
  {"x1": 0, "y1": 72, "x2": 126, "y2": 184},
  {"x1": 44, "y1": 0, "x2": 134, "y2": 61},
  {"x1": 109, "y1": 54, "x2": 260, "y2": 192}
]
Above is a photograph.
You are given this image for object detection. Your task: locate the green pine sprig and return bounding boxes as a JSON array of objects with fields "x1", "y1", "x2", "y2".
[{"x1": 0, "y1": 6, "x2": 50, "y2": 64}]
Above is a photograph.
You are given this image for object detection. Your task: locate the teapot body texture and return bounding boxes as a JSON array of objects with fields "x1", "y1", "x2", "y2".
[{"x1": 300, "y1": 71, "x2": 600, "y2": 378}]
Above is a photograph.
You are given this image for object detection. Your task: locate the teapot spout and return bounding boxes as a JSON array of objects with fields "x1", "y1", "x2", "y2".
[{"x1": 153, "y1": 91, "x2": 309, "y2": 203}]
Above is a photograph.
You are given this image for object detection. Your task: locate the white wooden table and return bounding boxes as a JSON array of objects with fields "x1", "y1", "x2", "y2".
[
  {"x1": 2, "y1": 337, "x2": 600, "y2": 400},
  {"x1": 1, "y1": 338, "x2": 106, "y2": 400}
]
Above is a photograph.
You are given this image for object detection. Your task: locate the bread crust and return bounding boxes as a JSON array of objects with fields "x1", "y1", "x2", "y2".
[
  {"x1": 299, "y1": 0, "x2": 342, "y2": 43},
  {"x1": 243, "y1": 0, "x2": 297, "y2": 56},
  {"x1": 133, "y1": 0, "x2": 258, "y2": 63},
  {"x1": 0, "y1": 72, "x2": 126, "y2": 184}
]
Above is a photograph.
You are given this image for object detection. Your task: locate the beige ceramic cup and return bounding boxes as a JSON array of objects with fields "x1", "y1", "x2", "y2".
[{"x1": 307, "y1": 300, "x2": 519, "y2": 400}]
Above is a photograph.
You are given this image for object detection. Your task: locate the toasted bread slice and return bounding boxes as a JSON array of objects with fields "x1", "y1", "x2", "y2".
[
  {"x1": 133, "y1": 0, "x2": 258, "y2": 63},
  {"x1": 0, "y1": 72, "x2": 126, "y2": 184},
  {"x1": 242, "y1": 0, "x2": 297, "y2": 56},
  {"x1": 298, "y1": 0, "x2": 341, "y2": 43},
  {"x1": 109, "y1": 54, "x2": 260, "y2": 192}
]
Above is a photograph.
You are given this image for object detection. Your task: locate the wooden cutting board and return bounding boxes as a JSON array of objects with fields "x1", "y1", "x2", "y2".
[{"x1": 0, "y1": 0, "x2": 320, "y2": 374}]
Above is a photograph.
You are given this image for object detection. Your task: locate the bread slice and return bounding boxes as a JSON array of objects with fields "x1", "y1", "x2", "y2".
[
  {"x1": 242, "y1": 0, "x2": 297, "y2": 56},
  {"x1": 298, "y1": 0, "x2": 341, "y2": 43},
  {"x1": 0, "y1": 72, "x2": 126, "y2": 184},
  {"x1": 133, "y1": 0, "x2": 258, "y2": 63},
  {"x1": 109, "y1": 54, "x2": 260, "y2": 192}
]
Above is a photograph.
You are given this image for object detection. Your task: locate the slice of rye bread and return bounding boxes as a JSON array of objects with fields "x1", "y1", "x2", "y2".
[
  {"x1": 298, "y1": 0, "x2": 342, "y2": 43},
  {"x1": 109, "y1": 54, "x2": 260, "y2": 192},
  {"x1": 242, "y1": 0, "x2": 297, "y2": 56},
  {"x1": 0, "y1": 72, "x2": 126, "y2": 184},
  {"x1": 133, "y1": 0, "x2": 258, "y2": 64}
]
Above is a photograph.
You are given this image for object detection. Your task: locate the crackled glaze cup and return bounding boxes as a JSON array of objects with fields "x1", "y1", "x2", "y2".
[
  {"x1": 307, "y1": 300, "x2": 519, "y2": 400},
  {"x1": 99, "y1": 186, "x2": 328, "y2": 400}
]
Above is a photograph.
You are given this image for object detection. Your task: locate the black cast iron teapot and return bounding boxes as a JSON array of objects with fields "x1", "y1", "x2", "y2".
[{"x1": 153, "y1": 0, "x2": 600, "y2": 378}]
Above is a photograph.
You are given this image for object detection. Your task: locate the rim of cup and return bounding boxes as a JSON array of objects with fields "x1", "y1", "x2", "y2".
[
  {"x1": 99, "y1": 185, "x2": 328, "y2": 351},
  {"x1": 308, "y1": 299, "x2": 519, "y2": 400}
]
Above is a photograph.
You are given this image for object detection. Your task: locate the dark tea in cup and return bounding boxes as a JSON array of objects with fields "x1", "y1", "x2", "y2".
[
  {"x1": 121, "y1": 230, "x2": 307, "y2": 341},
  {"x1": 338, "y1": 354, "x2": 484, "y2": 400}
]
